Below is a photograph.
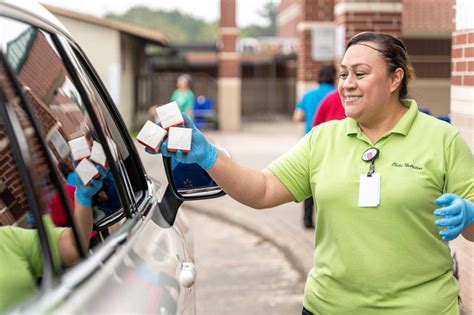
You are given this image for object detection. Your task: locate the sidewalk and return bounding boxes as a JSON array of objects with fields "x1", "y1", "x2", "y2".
[{"x1": 182, "y1": 118, "x2": 315, "y2": 280}]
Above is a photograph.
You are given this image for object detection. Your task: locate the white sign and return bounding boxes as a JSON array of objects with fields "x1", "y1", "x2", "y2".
[
  {"x1": 48, "y1": 127, "x2": 70, "y2": 159},
  {"x1": 456, "y1": 0, "x2": 474, "y2": 30},
  {"x1": 335, "y1": 26, "x2": 346, "y2": 58},
  {"x1": 311, "y1": 25, "x2": 335, "y2": 61}
]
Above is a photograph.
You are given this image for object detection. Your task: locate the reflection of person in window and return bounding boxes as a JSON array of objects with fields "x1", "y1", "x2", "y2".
[{"x1": 0, "y1": 165, "x2": 107, "y2": 311}]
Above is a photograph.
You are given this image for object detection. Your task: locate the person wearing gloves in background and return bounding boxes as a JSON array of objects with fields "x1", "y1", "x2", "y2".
[
  {"x1": 0, "y1": 165, "x2": 107, "y2": 311},
  {"x1": 148, "y1": 32, "x2": 473, "y2": 314}
]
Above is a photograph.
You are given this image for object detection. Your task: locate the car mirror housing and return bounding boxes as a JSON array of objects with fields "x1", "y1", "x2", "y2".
[{"x1": 163, "y1": 156, "x2": 226, "y2": 201}]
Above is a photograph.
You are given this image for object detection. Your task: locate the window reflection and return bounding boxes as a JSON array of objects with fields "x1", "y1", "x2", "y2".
[{"x1": 0, "y1": 17, "x2": 123, "y2": 238}]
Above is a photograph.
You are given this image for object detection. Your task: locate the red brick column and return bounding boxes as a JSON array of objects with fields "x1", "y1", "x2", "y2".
[
  {"x1": 296, "y1": 0, "x2": 334, "y2": 100},
  {"x1": 218, "y1": 0, "x2": 241, "y2": 131},
  {"x1": 334, "y1": 0, "x2": 402, "y2": 42},
  {"x1": 449, "y1": 1, "x2": 474, "y2": 314}
]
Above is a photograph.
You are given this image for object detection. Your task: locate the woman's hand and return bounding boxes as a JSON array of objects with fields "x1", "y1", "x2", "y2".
[
  {"x1": 74, "y1": 165, "x2": 108, "y2": 206},
  {"x1": 145, "y1": 113, "x2": 218, "y2": 170},
  {"x1": 434, "y1": 193, "x2": 474, "y2": 241}
]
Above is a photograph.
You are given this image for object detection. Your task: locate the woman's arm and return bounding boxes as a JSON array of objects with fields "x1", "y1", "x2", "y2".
[
  {"x1": 208, "y1": 150, "x2": 294, "y2": 209},
  {"x1": 462, "y1": 222, "x2": 474, "y2": 241},
  {"x1": 154, "y1": 114, "x2": 295, "y2": 210},
  {"x1": 58, "y1": 202, "x2": 93, "y2": 266},
  {"x1": 58, "y1": 167, "x2": 107, "y2": 265}
]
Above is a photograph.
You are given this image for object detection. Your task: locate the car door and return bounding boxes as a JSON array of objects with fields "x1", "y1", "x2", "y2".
[{"x1": 0, "y1": 10, "x2": 194, "y2": 314}]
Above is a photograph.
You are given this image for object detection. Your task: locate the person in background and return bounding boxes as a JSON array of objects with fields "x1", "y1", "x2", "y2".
[
  {"x1": 148, "y1": 32, "x2": 473, "y2": 314},
  {"x1": 311, "y1": 90, "x2": 346, "y2": 128},
  {"x1": 170, "y1": 74, "x2": 194, "y2": 120},
  {"x1": 293, "y1": 64, "x2": 336, "y2": 228}
]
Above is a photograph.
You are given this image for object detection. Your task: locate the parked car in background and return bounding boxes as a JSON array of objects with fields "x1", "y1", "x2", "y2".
[{"x1": 0, "y1": 1, "x2": 223, "y2": 313}]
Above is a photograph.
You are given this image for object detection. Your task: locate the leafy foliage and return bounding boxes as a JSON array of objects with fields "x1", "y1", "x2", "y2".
[
  {"x1": 106, "y1": 6, "x2": 217, "y2": 43},
  {"x1": 240, "y1": 1, "x2": 277, "y2": 38},
  {"x1": 105, "y1": 1, "x2": 277, "y2": 42}
]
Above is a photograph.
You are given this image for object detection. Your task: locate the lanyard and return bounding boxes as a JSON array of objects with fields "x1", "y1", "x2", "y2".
[{"x1": 361, "y1": 147, "x2": 379, "y2": 177}]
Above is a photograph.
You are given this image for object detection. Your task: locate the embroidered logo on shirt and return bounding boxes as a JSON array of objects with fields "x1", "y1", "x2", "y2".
[{"x1": 392, "y1": 162, "x2": 423, "y2": 171}]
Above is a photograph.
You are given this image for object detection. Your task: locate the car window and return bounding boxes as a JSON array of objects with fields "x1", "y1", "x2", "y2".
[
  {"x1": 0, "y1": 16, "x2": 125, "y2": 241},
  {"x1": 0, "y1": 54, "x2": 71, "y2": 311},
  {"x1": 57, "y1": 37, "x2": 146, "y2": 203}
]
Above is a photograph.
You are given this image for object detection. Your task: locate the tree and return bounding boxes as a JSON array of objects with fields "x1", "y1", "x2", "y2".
[
  {"x1": 106, "y1": 6, "x2": 217, "y2": 43},
  {"x1": 240, "y1": 0, "x2": 277, "y2": 38}
]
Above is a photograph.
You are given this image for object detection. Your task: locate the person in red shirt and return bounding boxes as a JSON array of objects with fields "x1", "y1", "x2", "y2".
[{"x1": 311, "y1": 90, "x2": 346, "y2": 128}]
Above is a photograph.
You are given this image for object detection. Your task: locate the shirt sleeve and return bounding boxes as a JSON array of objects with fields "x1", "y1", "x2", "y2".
[
  {"x1": 267, "y1": 132, "x2": 313, "y2": 202},
  {"x1": 21, "y1": 216, "x2": 65, "y2": 276},
  {"x1": 444, "y1": 133, "x2": 474, "y2": 202},
  {"x1": 295, "y1": 95, "x2": 305, "y2": 111}
]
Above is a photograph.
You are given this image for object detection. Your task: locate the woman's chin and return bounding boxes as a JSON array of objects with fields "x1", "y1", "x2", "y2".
[{"x1": 344, "y1": 108, "x2": 360, "y2": 120}]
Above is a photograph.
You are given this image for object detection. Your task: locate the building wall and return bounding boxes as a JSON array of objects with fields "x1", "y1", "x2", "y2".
[
  {"x1": 277, "y1": 0, "x2": 454, "y2": 114},
  {"x1": 51, "y1": 16, "x2": 133, "y2": 127},
  {"x1": 402, "y1": 0, "x2": 453, "y2": 37},
  {"x1": 119, "y1": 34, "x2": 138, "y2": 129},
  {"x1": 277, "y1": 0, "x2": 302, "y2": 38},
  {"x1": 450, "y1": 2, "x2": 474, "y2": 312}
]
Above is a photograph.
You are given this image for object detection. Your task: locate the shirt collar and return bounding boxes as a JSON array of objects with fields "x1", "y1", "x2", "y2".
[{"x1": 345, "y1": 99, "x2": 419, "y2": 137}]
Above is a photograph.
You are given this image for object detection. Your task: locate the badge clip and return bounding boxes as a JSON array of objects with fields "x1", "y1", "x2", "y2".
[{"x1": 361, "y1": 147, "x2": 379, "y2": 177}]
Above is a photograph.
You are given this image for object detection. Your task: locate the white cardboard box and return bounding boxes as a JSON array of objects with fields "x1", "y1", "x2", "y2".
[
  {"x1": 136, "y1": 120, "x2": 168, "y2": 153},
  {"x1": 167, "y1": 127, "x2": 192, "y2": 153},
  {"x1": 90, "y1": 141, "x2": 107, "y2": 168},
  {"x1": 155, "y1": 101, "x2": 184, "y2": 129},
  {"x1": 68, "y1": 136, "x2": 90, "y2": 161},
  {"x1": 76, "y1": 158, "x2": 99, "y2": 186}
]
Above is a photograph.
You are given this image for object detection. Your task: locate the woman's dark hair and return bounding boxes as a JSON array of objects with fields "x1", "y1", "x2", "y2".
[
  {"x1": 346, "y1": 32, "x2": 415, "y2": 99},
  {"x1": 318, "y1": 64, "x2": 337, "y2": 84}
]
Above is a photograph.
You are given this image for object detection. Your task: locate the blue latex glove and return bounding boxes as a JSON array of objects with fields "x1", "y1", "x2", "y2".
[
  {"x1": 74, "y1": 165, "x2": 108, "y2": 206},
  {"x1": 145, "y1": 113, "x2": 218, "y2": 170},
  {"x1": 434, "y1": 193, "x2": 474, "y2": 241}
]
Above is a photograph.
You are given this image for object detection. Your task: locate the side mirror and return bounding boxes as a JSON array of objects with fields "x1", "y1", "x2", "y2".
[{"x1": 163, "y1": 156, "x2": 226, "y2": 201}]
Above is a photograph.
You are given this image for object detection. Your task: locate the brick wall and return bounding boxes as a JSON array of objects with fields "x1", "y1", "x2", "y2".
[
  {"x1": 295, "y1": 0, "x2": 334, "y2": 101},
  {"x1": 335, "y1": 0, "x2": 402, "y2": 41},
  {"x1": 18, "y1": 32, "x2": 65, "y2": 105},
  {"x1": 218, "y1": 0, "x2": 241, "y2": 130},
  {"x1": 0, "y1": 62, "x2": 52, "y2": 225},
  {"x1": 277, "y1": 0, "x2": 302, "y2": 38},
  {"x1": 402, "y1": 0, "x2": 453, "y2": 36}
]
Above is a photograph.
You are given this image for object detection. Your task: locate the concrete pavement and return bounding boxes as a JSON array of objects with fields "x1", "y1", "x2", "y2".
[
  {"x1": 137, "y1": 117, "x2": 315, "y2": 280},
  {"x1": 182, "y1": 118, "x2": 315, "y2": 280}
]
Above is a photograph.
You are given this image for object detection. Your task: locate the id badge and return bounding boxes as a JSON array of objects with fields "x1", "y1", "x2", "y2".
[{"x1": 358, "y1": 173, "x2": 380, "y2": 207}]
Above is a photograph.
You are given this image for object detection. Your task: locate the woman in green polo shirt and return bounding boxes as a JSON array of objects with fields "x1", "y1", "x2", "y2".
[
  {"x1": 151, "y1": 33, "x2": 474, "y2": 314},
  {"x1": 0, "y1": 166, "x2": 106, "y2": 311}
]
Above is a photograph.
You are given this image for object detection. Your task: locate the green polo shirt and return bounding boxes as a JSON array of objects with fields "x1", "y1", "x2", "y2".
[
  {"x1": 268, "y1": 99, "x2": 473, "y2": 314},
  {"x1": 0, "y1": 216, "x2": 64, "y2": 311}
]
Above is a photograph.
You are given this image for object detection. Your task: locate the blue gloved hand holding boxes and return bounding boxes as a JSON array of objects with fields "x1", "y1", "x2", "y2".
[
  {"x1": 145, "y1": 113, "x2": 218, "y2": 170},
  {"x1": 75, "y1": 165, "x2": 108, "y2": 206}
]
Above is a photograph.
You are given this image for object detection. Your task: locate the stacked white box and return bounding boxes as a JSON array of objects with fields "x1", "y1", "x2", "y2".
[
  {"x1": 136, "y1": 120, "x2": 168, "y2": 153},
  {"x1": 90, "y1": 141, "x2": 107, "y2": 168},
  {"x1": 68, "y1": 136, "x2": 90, "y2": 161},
  {"x1": 167, "y1": 127, "x2": 192, "y2": 153},
  {"x1": 75, "y1": 159, "x2": 99, "y2": 186},
  {"x1": 155, "y1": 101, "x2": 184, "y2": 129}
]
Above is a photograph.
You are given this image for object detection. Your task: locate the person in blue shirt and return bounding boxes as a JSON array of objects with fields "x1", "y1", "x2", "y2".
[{"x1": 293, "y1": 64, "x2": 336, "y2": 228}]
